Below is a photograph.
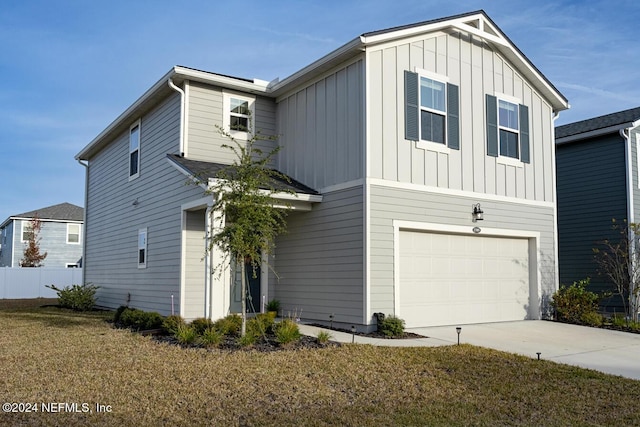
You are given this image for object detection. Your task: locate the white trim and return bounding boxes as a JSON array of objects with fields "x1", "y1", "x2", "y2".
[
  {"x1": 636, "y1": 133, "x2": 640, "y2": 190},
  {"x1": 317, "y1": 179, "x2": 364, "y2": 194},
  {"x1": 413, "y1": 67, "x2": 450, "y2": 83},
  {"x1": 179, "y1": 212, "x2": 187, "y2": 318},
  {"x1": 260, "y1": 252, "x2": 268, "y2": 313},
  {"x1": 368, "y1": 178, "x2": 556, "y2": 208},
  {"x1": 183, "y1": 81, "x2": 190, "y2": 156},
  {"x1": 493, "y1": 92, "x2": 521, "y2": 105},
  {"x1": 496, "y1": 156, "x2": 524, "y2": 168},
  {"x1": 222, "y1": 91, "x2": 255, "y2": 140},
  {"x1": 66, "y1": 223, "x2": 81, "y2": 244},
  {"x1": 416, "y1": 140, "x2": 451, "y2": 154},
  {"x1": 392, "y1": 220, "x2": 542, "y2": 321},
  {"x1": 128, "y1": 119, "x2": 141, "y2": 181},
  {"x1": 364, "y1": 49, "x2": 372, "y2": 325},
  {"x1": 181, "y1": 197, "x2": 213, "y2": 212}
]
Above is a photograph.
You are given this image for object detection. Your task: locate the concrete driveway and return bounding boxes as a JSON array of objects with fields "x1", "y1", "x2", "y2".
[{"x1": 408, "y1": 320, "x2": 640, "y2": 380}]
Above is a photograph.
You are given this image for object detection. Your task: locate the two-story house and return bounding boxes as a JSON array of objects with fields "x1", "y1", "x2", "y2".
[
  {"x1": 0, "y1": 202, "x2": 84, "y2": 268},
  {"x1": 75, "y1": 10, "x2": 568, "y2": 330},
  {"x1": 556, "y1": 106, "x2": 640, "y2": 314}
]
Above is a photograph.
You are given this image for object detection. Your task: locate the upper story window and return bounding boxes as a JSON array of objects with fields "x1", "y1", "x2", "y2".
[
  {"x1": 404, "y1": 70, "x2": 459, "y2": 150},
  {"x1": 129, "y1": 120, "x2": 141, "y2": 179},
  {"x1": 21, "y1": 221, "x2": 34, "y2": 242},
  {"x1": 486, "y1": 94, "x2": 530, "y2": 163},
  {"x1": 67, "y1": 223, "x2": 81, "y2": 244},
  {"x1": 223, "y1": 92, "x2": 255, "y2": 139}
]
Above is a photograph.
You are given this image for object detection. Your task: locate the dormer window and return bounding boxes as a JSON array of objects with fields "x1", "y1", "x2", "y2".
[{"x1": 223, "y1": 92, "x2": 255, "y2": 139}]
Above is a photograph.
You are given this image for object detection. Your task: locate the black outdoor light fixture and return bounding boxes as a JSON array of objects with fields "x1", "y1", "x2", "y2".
[
  {"x1": 472, "y1": 203, "x2": 484, "y2": 222},
  {"x1": 456, "y1": 327, "x2": 462, "y2": 345}
]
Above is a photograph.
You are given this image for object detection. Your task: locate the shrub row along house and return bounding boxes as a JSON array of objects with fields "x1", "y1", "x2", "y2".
[
  {"x1": 0, "y1": 202, "x2": 84, "y2": 268},
  {"x1": 75, "y1": 10, "x2": 569, "y2": 330}
]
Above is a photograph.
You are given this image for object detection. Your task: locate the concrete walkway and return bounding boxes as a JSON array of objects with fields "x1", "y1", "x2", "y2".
[{"x1": 299, "y1": 321, "x2": 640, "y2": 380}]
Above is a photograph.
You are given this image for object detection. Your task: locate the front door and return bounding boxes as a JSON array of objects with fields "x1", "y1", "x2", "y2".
[{"x1": 230, "y1": 258, "x2": 261, "y2": 314}]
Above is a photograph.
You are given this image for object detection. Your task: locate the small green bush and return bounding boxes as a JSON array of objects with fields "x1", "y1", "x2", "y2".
[
  {"x1": 551, "y1": 279, "x2": 601, "y2": 325},
  {"x1": 274, "y1": 319, "x2": 301, "y2": 345},
  {"x1": 380, "y1": 315, "x2": 405, "y2": 337},
  {"x1": 200, "y1": 327, "x2": 223, "y2": 348},
  {"x1": 580, "y1": 311, "x2": 603, "y2": 327},
  {"x1": 46, "y1": 283, "x2": 99, "y2": 311},
  {"x1": 114, "y1": 305, "x2": 128, "y2": 324},
  {"x1": 236, "y1": 331, "x2": 257, "y2": 347},
  {"x1": 175, "y1": 324, "x2": 198, "y2": 345},
  {"x1": 118, "y1": 307, "x2": 164, "y2": 331},
  {"x1": 246, "y1": 313, "x2": 276, "y2": 337},
  {"x1": 190, "y1": 317, "x2": 215, "y2": 335},
  {"x1": 266, "y1": 299, "x2": 280, "y2": 313},
  {"x1": 162, "y1": 315, "x2": 186, "y2": 335},
  {"x1": 214, "y1": 314, "x2": 242, "y2": 336},
  {"x1": 316, "y1": 330, "x2": 333, "y2": 344}
]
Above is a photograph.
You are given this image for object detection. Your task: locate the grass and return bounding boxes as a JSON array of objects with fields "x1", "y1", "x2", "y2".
[{"x1": 1, "y1": 303, "x2": 640, "y2": 426}]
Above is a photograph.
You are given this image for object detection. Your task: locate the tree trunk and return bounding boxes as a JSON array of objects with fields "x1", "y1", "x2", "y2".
[{"x1": 241, "y1": 259, "x2": 247, "y2": 336}]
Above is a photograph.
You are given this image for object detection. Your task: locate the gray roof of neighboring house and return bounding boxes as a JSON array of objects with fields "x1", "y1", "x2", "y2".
[
  {"x1": 556, "y1": 106, "x2": 640, "y2": 139},
  {"x1": 11, "y1": 203, "x2": 84, "y2": 222},
  {"x1": 167, "y1": 154, "x2": 320, "y2": 195}
]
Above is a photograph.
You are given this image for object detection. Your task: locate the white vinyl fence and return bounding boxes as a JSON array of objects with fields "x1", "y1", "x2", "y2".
[{"x1": 0, "y1": 267, "x2": 83, "y2": 299}]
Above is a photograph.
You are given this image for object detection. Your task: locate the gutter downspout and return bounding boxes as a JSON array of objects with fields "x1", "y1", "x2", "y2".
[
  {"x1": 168, "y1": 78, "x2": 185, "y2": 157},
  {"x1": 551, "y1": 111, "x2": 561, "y2": 319},
  {"x1": 77, "y1": 159, "x2": 89, "y2": 284}
]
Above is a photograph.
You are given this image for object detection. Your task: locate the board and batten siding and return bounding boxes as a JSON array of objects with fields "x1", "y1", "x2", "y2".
[
  {"x1": 276, "y1": 59, "x2": 365, "y2": 191},
  {"x1": 84, "y1": 92, "x2": 206, "y2": 314},
  {"x1": 556, "y1": 133, "x2": 627, "y2": 297},
  {"x1": 273, "y1": 185, "x2": 364, "y2": 325},
  {"x1": 368, "y1": 184, "x2": 557, "y2": 317},
  {"x1": 186, "y1": 81, "x2": 277, "y2": 165},
  {"x1": 367, "y1": 31, "x2": 555, "y2": 203}
]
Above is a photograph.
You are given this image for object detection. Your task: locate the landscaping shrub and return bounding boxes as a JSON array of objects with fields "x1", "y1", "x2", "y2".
[
  {"x1": 246, "y1": 312, "x2": 276, "y2": 338},
  {"x1": 551, "y1": 279, "x2": 601, "y2": 325},
  {"x1": 379, "y1": 315, "x2": 405, "y2": 337},
  {"x1": 46, "y1": 283, "x2": 99, "y2": 311},
  {"x1": 162, "y1": 315, "x2": 186, "y2": 335},
  {"x1": 265, "y1": 299, "x2": 280, "y2": 314},
  {"x1": 175, "y1": 324, "x2": 198, "y2": 345},
  {"x1": 114, "y1": 305, "x2": 128, "y2": 324},
  {"x1": 236, "y1": 331, "x2": 257, "y2": 347},
  {"x1": 274, "y1": 318, "x2": 301, "y2": 345},
  {"x1": 316, "y1": 330, "x2": 333, "y2": 345},
  {"x1": 213, "y1": 314, "x2": 242, "y2": 336},
  {"x1": 580, "y1": 311, "x2": 603, "y2": 327},
  {"x1": 200, "y1": 327, "x2": 223, "y2": 348},
  {"x1": 118, "y1": 307, "x2": 164, "y2": 331},
  {"x1": 190, "y1": 317, "x2": 215, "y2": 335}
]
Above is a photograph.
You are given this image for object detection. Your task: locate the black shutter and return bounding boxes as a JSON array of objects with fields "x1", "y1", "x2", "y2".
[
  {"x1": 486, "y1": 94, "x2": 498, "y2": 157},
  {"x1": 447, "y1": 83, "x2": 460, "y2": 150},
  {"x1": 404, "y1": 71, "x2": 419, "y2": 141},
  {"x1": 519, "y1": 104, "x2": 530, "y2": 163}
]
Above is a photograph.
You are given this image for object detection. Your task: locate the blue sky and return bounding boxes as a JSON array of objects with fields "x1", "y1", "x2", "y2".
[{"x1": 1, "y1": 0, "x2": 638, "y2": 221}]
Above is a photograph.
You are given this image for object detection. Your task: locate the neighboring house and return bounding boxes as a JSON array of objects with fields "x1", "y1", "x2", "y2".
[
  {"x1": 556, "y1": 106, "x2": 640, "y2": 313},
  {"x1": 0, "y1": 202, "x2": 84, "y2": 268},
  {"x1": 75, "y1": 10, "x2": 568, "y2": 330}
]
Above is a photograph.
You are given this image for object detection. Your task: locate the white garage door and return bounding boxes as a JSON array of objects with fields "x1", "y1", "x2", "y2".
[{"x1": 399, "y1": 231, "x2": 530, "y2": 328}]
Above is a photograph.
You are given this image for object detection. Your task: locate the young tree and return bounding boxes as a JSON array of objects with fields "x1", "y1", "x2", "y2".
[
  {"x1": 593, "y1": 219, "x2": 640, "y2": 321},
  {"x1": 206, "y1": 126, "x2": 292, "y2": 335},
  {"x1": 20, "y1": 214, "x2": 48, "y2": 267}
]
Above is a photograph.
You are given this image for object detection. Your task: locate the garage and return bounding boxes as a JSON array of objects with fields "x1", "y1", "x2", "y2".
[{"x1": 398, "y1": 230, "x2": 531, "y2": 328}]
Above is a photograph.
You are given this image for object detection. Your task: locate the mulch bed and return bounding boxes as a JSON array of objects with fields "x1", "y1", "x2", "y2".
[
  {"x1": 0, "y1": 298, "x2": 58, "y2": 309},
  {"x1": 307, "y1": 324, "x2": 427, "y2": 339}
]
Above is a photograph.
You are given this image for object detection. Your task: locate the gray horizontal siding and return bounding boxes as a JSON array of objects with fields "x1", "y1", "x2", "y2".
[
  {"x1": 556, "y1": 133, "x2": 627, "y2": 304},
  {"x1": 369, "y1": 184, "x2": 557, "y2": 318},
  {"x1": 274, "y1": 185, "x2": 364, "y2": 324},
  {"x1": 85, "y1": 92, "x2": 207, "y2": 314}
]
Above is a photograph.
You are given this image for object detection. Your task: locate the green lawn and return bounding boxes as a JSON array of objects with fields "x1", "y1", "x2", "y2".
[{"x1": 1, "y1": 303, "x2": 639, "y2": 426}]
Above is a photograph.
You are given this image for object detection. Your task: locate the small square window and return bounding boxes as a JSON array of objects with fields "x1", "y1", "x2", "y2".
[{"x1": 223, "y1": 93, "x2": 254, "y2": 138}]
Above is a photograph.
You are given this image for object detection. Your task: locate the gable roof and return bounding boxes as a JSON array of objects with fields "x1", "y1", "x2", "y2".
[
  {"x1": 1, "y1": 203, "x2": 84, "y2": 228},
  {"x1": 76, "y1": 10, "x2": 568, "y2": 161},
  {"x1": 167, "y1": 154, "x2": 321, "y2": 197},
  {"x1": 556, "y1": 106, "x2": 640, "y2": 142}
]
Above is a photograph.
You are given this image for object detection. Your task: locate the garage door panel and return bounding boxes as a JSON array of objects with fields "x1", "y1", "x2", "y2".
[{"x1": 399, "y1": 231, "x2": 531, "y2": 328}]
